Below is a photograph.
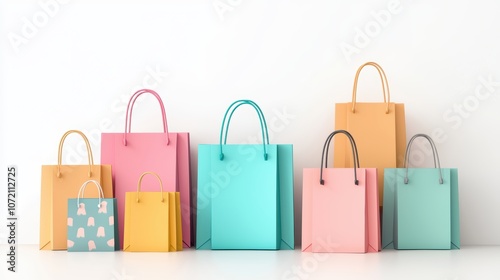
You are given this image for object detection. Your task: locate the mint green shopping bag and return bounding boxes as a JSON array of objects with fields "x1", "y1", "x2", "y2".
[
  {"x1": 382, "y1": 134, "x2": 460, "y2": 250},
  {"x1": 196, "y1": 100, "x2": 294, "y2": 250}
]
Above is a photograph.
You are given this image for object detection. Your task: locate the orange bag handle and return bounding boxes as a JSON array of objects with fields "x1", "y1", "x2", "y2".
[
  {"x1": 351, "y1": 62, "x2": 390, "y2": 114},
  {"x1": 57, "y1": 130, "x2": 94, "y2": 178},
  {"x1": 136, "y1": 172, "x2": 164, "y2": 203}
]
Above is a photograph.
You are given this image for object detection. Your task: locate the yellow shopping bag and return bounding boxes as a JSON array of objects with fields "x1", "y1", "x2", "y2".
[{"x1": 123, "y1": 172, "x2": 182, "y2": 252}]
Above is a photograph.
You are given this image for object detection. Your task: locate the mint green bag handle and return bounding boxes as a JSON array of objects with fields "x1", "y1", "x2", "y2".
[
  {"x1": 219, "y1": 100, "x2": 270, "y2": 161},
  {"x1": 403, "y1": 134, "x2": 444, "y2": 184}
]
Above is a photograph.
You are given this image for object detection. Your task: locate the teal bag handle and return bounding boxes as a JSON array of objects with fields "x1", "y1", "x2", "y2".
[
  {"x1": 222, "y1": 100, "x2": 269, "y2": 145},
  {"x1": 403, "y1": 133, "x2": 443, "y2": 184},
  {"x1": 320, "y1": 130, "x2": 360, "y2": 185},
  {"x1": 219, "y1": 100, "x2": 269, "y2": 161}
]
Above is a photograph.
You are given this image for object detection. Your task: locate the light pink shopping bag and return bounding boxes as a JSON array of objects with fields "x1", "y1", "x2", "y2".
[
  {"x1": 101, "y1": 89, "x2": 192, "y2": 248},
  {"x1": 302, "y1": 130, "x2": 380, "y2": 253}
]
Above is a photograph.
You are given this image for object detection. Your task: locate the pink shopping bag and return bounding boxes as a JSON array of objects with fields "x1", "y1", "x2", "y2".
[
  {"x1": 302, "y1": 130, "x2": 380, "y2": 253},
  {"x1": 101, "y1": 89, "x2": 192, "y2": 248}
]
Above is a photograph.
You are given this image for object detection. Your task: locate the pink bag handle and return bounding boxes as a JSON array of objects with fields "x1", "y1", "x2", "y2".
[{"x1": 123, "y1": 89, "x2": 170, "y2": 146}]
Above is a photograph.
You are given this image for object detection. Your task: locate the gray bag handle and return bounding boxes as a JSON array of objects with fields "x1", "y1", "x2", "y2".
[{"x1": 403, "y1": 133, "x2": 443, "y2": 184}]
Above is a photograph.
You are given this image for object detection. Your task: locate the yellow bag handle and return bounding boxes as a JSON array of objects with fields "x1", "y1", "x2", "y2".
[
  {"x1": 136, "y1": 172, "x2": 164, "y2": 203},
  {"x1": 57, "y1": 130, "x2": 94, "y2": 178},
  {"x1": 351, "y1": 62, "x2": 390, "y2": 114}
]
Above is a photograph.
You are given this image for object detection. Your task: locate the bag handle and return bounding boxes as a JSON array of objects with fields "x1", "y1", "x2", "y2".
[
  {"x1": 136, "y1": 171, "x2": 164, "y2": 203},
  {"x1": 76, "y1": 180, "x2": 104, "y2": 209},
  {"x1": 320, "y1": 130, "x2": 360, "y2": 185},
  {"x1": 403, "y1": 133, "x2": 444, "y2": 184},
  {"x1": 351, "y1": 62, "x2": 390, "y2": 114},
  {"x1": 219, "y1": 100, "x2": 269, "y2": 161},
  {"x1": 123, "y1": 89, "x2": 170, "y2": 146},
  {"x1": 57, "y1": 130, "x2": 94, "y2": 178},
  {"x1": 221, "y1": 99, "x2": 269, "y2": 153}
]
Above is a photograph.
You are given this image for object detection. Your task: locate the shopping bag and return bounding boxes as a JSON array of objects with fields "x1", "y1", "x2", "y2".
[
  {"x1": 67, "y1": 180, "x2": 119, "y2": 252},
  {"x1": 302, "y1": 130, "x2": 380, "y2": 253},
  {"x1": 101, "y1": 89, "x2": 192, "y2": 248},
  {"x1": 40, "y1": 130, "x2": 113, "y2": 250},
  {"x1": 123, "y1": 172, "x2": 182, "y2": 252},
  {"x1": 382, "y1": 134, "x2": 460, "y2": 249},
  {"x1": 334, "y1": 62, "x2": 406, "y2": 205},
  {"x1": 196, "y1": 100, "x2": 294, "y2": 250}
]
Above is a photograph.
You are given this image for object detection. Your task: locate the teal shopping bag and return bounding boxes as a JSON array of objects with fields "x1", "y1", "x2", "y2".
[
  {"x1": 67, "y1": 180, "x2": 119, "y2": 252},
  {"x1": 382, "y1": 134, "x2": 460, "y2": 250},
  {"x1": 196, "y1": 100, "x2": 294, "y2": 250}
]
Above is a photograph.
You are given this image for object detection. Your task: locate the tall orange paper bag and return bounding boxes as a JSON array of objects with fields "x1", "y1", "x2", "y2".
[{"x1": 334, "y1": 62, "x2": 406, "y2": 206}]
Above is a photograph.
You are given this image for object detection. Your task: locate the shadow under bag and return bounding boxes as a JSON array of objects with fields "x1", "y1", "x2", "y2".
[
  {"x1": 196, "y1": 100, "x2": 294, "y2": 250},
  {"x1": 382, "y1": 134, "x2": 460, "y2": 249},
  {"x1": 302, "y1": 130, "x2": 380, "y2": 253}
]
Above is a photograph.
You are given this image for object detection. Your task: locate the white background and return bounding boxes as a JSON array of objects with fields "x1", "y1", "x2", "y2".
[{"x1": 1, "y1": 0, "x2": 500, "y2": 247}]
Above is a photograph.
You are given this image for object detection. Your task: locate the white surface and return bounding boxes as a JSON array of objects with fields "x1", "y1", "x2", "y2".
[
  {"x1": 1, "y1": 0, "x2": 500, "y2": 246},
  {"x1": 1, "y1": 245, "x2": 499, "y2": 280}
]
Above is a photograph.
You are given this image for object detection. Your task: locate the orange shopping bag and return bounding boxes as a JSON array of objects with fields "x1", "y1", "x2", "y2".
[
  {"x1": 40, "y1": 130, "x2": 113, "y2": 250},
  {"x1": 334, "y1": 62, "x2": 406, "y2": 206}
]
